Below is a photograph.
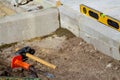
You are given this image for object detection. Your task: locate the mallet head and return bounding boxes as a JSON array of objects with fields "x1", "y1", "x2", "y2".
[{"x1": 15, "y1": 46, "x2": 35, "y2": 61}]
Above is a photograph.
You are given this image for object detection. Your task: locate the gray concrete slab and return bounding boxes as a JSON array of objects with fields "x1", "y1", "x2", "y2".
[
  {"x1": 59, "y1": 6, "x2": 80, "y2": 37},
  {"x1": 79, "y1": 15, "x2": 120, "y2": 60},
  {"x1": 0, "y1": 7, "x2": 59, "y2": 45}
]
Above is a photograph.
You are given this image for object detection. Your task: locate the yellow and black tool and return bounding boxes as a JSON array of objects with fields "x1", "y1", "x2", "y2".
[
  {"x1": 15, "y1": 46, "x2": 56, "y2": 69},
  {"x1": 80, "y1": 4, "x2": 120, "y2": 32}
]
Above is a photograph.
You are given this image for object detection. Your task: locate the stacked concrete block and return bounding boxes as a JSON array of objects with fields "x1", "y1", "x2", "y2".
[{"x1": 0, "y1": 7, "x2": 59, "y2": 45}]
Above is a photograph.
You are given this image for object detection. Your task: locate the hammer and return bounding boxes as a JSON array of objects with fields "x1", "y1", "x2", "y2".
[
  {"x1": 14, "y1": 46, "x2": 56, "y2": 69},
  {"x1": 11, "y1": 55, "x2": 38, "y2": 77}
]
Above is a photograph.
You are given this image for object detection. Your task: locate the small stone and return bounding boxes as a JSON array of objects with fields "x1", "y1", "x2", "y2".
[
  {"x1": 113, "y1": 66, "x2": 120, "y2": 70},
  {"x1": 37, "y1": 6, "x2": 43, "y2": 9},
  {"x1": 106, "y1": 63, "x2": 112, "y2": 68},
  {"x1": 79, "y1": 42, "x2": 83, "y2": 45},
  {"x1": 99, "y1": 57, "x2": 102, "y2": 60}
]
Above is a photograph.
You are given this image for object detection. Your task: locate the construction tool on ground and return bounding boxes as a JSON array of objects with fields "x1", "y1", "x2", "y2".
[
  {"x1": 11, "y1": 55, "x2": 55, "y2": 79},
  {"x1": 11, "y1": 55, "x2": 38, "y2": 78},
  {"x1": 11, "y1": 55, "x2": 30, "y2": 70},
  {"x1": 14, "y1": 46, "x2": 56, "y2": 69}
]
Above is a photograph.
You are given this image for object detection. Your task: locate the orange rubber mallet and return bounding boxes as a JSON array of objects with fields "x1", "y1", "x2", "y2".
[
  {"x1": 11, "y1": 55, "x2": 30, "y2": 70},
  {"x1": 15, "y1": 46, "x2": 56, "y2": 69}
]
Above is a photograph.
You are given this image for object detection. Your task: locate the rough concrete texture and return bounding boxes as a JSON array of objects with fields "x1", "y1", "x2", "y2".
[
  {"x1": 59, "y1": 6, "x2": 80, "y2": 37},
  {"x1": 0, "y1": 7, "x2": 59, "y2": 45},
  {"x1": 79, "y1": 15, "x2": 120, "y2": 60}
]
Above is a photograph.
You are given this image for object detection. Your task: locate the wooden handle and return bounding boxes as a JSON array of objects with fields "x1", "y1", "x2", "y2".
[{"x1": 26, "y1": 53, "x2": 56, "y2": 69}]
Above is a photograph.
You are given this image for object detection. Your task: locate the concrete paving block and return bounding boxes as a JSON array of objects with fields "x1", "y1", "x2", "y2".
[
  {"x1": 80, "y1": 30, "x2": 120, "y2": 60},
  {"x1": 79, "y1": 15, "x2": 120, "y2": 60},
  {"x1": 0, "y1": 7, "x2": 59, "y2": 45},
  {"x1": 79, "y1": 31, "x2": 112, "y2": 56},
  {"x1": 59, "y1": 6, "x2": 80, "y2": 37},
  {"x1": 112, "y1": 47, "x2": 120, "y2": 60},
  {"x1": 79, "y1": 15, "x2": 120, "y2": 48}
]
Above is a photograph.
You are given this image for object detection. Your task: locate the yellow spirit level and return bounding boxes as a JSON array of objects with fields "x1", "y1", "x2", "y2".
[{"x1": 80, "y1": 4, "x2": 120, "y2": 32}]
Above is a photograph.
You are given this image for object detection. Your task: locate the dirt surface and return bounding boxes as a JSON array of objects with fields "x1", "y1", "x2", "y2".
[{"x1": 0, "y1": 29, "x2": 120, "y2": 80}]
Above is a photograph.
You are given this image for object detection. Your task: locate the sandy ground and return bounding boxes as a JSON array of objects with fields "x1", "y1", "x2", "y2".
[{"x1": 0, "y1": 28, "x2": 120, "y2": 80}]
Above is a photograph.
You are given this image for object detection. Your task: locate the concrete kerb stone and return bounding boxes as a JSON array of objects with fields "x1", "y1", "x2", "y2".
[
  {"x1": 79, "y1": 15, "x2": 120, "y2": 60},
  {"x1": 59, "y1": 6, "x2": 80, "y2": 37},
  {"x1": 0, "y1": 7, "x2": 59, "y2": 45},
  {"x1": 59, "y1": 5, "x2": 120, "y2": 60}
]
